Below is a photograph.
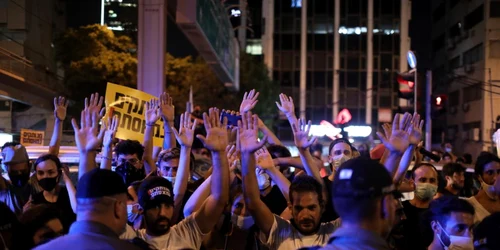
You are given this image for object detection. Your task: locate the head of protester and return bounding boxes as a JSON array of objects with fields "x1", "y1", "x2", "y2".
[
  {"x1": 427, "y1": 196, "x2": 475, "y2": 250},
  {"x1": 473, "y1": 212, "x2": 500, "y2": 250},
  {"x1": 3, "y1": 144, "x2": 30, "y2": 188},
  {"x1": 114, "y1": 139, "x2": 146, "y2": 186},
  {"x1": 34, "y1": 154, "x2": 63, "y2": 193},
  {"x1": 441, "y1": 163, "x2": 466, "y2": 196},
  {"x1": 228, "y1": 185, "x2": 254, "y2": 231},
  {"x1": 412, "y1": 163, "x2": 439, "y2": 203},
  {"x1": 288, "y1": 175, "x2": 325, "y2": 235},
  {"x1": 138, "y1": 176, "x2": 175, "y2": 236},
  {"x1": 328, "y1": 138, "x2": 354, "y2": 170},
  {"x1": 475, "y1": 152, "x2": 500, "y2": 201},
  {"x1": 157, "y1": 148, "x2": 181, "y2": 185},
  {"x1": 332, "y1": 158, "x2": 397, "y2": 240},
  {"x1": 16, "y1": 204, "x2": 64, "y2": 249}
]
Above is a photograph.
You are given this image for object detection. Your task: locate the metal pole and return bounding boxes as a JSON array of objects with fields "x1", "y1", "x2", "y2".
[
  {"x1": 414, "y1": 68, "x2": 417, "y2": 114},
  {"x1": 262, "y1": 0, "x2": 274, "y2": 78},
  {"x1": 425, "y1": 70, "x2": 432, "y2": 151},
  {"x1": 299, "y1": 0, "x2": 307, "y2": 120},
  {"x1": 239, "y1": 0, "x2": 247, "y2": 50},
  {"x1": 490, "y1": 68, "x2": 494, "y2": 151},
  {"x1": 366, "y1": 0, "x2": 373, "y2": 124},
  {"x1": 333, "y1": 0, "x2": 340, "y2": 121}
]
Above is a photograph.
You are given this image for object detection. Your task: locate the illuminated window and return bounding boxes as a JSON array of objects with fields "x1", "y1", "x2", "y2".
[{"x1": 291, "y1": 0, "x2": 301, "y2": 8}]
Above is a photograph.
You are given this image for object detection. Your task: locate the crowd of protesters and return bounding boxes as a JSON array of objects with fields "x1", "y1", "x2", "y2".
[{"x1": 0, "y1": 90, "x2": 499, "y2": 250}]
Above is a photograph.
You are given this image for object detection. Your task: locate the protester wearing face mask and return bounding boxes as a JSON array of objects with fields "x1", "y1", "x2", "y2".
[
  {"x1": 436, "y1": 163, "x2": 466, "y2": 198},
  {"x1": 29, "y1": 154, "x2": 76, "y2": 232},
  {"x1": 0, "y1": 144, "x2": 33, "y2": 216},
  {"x1": 114, "y1": 140, "x2": 147, "y2": 187},
  {"x1": 464, "y1": 152, "x2": 500, "y2": 223},
  {"x1": 399, "y1": 163, "x2": 439, "y2": 250},
  {"x1": 427, "y1": 196, "x2": 475, "y2": 250}
]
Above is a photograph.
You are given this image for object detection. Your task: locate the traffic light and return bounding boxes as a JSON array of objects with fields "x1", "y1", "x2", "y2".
[
  {"x1": 432, "y1": 94, "x2": 447, "y2": 118},
  {"x1": 397, "y1": 70, "x2": 415, "y2": 100}
]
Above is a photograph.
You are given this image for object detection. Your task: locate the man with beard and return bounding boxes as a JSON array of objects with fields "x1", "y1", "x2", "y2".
[
  {"x1": 135, "y1": 108, "x2": 229, "y2": 250},
  {"x1": 0, "y1": 144, "x2": 32, "y2": 215},
  {"x1": 436, "y1": 163, "x2": 466, "y2": 198},
  {"x1": 239, "y1": 111, "x2": 339, "y2": 250}
]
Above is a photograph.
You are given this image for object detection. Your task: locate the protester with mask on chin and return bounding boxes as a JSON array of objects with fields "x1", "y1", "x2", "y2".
[
  {"x1": 464, "y1": 152, "x2": 500, "y2": 223},
  {"x1": 400, "y1": 163, "x2": 439, "y2": 250},
  {"x1": 426, "y1": 196, "x2": 475, "y2": 250},
  {"x1": 0, "y1": 144, "x2": 32, "y2": 216},
  {"x1": 436, "y1": 163, "x2": 466, "y2": 198},
  {"x1": 29, "y1": 154, "x2": 76, "y2": 232},
  {"x1": 14, "y1": 204, "x2": 65, "y2": 250}
]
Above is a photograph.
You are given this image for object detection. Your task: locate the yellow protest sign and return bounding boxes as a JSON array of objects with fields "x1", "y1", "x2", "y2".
[
  {"x1": 20, "y1": 129, "x2": 44, "y2": 146},
  {"x1": 105, "y1": 82, "x2": 164, "y2": 147}
]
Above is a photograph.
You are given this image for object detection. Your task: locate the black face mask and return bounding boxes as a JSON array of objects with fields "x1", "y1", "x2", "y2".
[
  {"x1": 9, "y1": 173, "x2": 30, "y2": 187},
  {"x1": 115, "y1": 162, "x2": 145, "y2": 186},
  {"x1": 39, "y1": 176, "x2": 59, "y2": 191}
]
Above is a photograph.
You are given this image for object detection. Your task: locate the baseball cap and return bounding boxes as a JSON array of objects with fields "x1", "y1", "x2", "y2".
[
  {"x1": 76, "y1": 168, "x2": 128, "y2": 198},
  {"x1": 138, "y1": 176, "x2": 174, "y2": 210},
  {"x1": 474, "y1": 212, "x2": 500, "y2": 249},
  {"x1": 2, "y1": 145, "x2": 29, "y2": 165},
  {"x1": 332, "y1": 157, "x2": 397, "y2": 198}
]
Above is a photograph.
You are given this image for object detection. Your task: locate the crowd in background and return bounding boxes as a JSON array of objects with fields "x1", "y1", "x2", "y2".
[{"x1": 0, "y1": 90, "x2": 499, "y2": 250}]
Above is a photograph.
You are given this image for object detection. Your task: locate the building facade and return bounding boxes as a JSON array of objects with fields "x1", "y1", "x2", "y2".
[
  {"x1": 431, "y1": 0, "x2": 500, "y2": 157},
  {"x1": 262, "y1": 0, "x2": 411, "y2": 142}
]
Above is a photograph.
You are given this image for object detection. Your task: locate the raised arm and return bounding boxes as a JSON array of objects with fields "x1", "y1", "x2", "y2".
[
  {"x1": 276, "y1": 93, "x2": 298, "y2": 130},
  {"x1": 192, "y1": 108, "x2": 230, "y2": 234},
  {"x1": 183, "y1": 175, "x2": 212, "y2": 218},
  {"x1": 100, "y1": 115, "x2": 119, "y2": 170},
  {"x1": 171, "y1": 111, "x2": 197, "y2": 221},
  {"x1": 48, "y1": 97, "x2": 68, "y2": 156},
  {"x1": 256, "y1": 148, "x2": 290, "y2": 202},
  {"x1": 159, "y1": 92, "x2": 177, "y2": 149},
  {"x1": 71, "y1": 93, "x2": 105, "y2": 180},
  {"x1": 143, "y1": 99, "x2": 161, "y2": 175},
  {"x1": 376, "y1": 113, "x2": 411, "y2": 180},
  {"x1": 239, "y1": 112, "x2": 275, "y2": 236},
  {"x1": 61, "y1": 165, "x2": 77, "y2": 213},
  {"x1": 394, "y1": 113, "x2": 424, "y2": 183}
]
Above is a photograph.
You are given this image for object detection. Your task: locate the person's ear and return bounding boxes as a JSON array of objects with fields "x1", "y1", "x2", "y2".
[
  {"x1": 114, "y1": 200, "x2": 125, "y2": 220},
  {"x1": 431, "y1": 220, "x2": 441, "y2": 235},
  {"x1": 287, "y1": 201, "x2": 292, "y2": 212}
]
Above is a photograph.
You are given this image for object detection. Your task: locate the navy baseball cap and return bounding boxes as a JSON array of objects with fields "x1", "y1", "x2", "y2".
[
  {"x1": 332, "y1": 157, "x2": 398, "y2": 198},
  {"x1": 76, "y1": 168, "x2": 128, "y2": 198},
  {"x1": 138, "y1": 176, "x2": 174, "y2": 210}
]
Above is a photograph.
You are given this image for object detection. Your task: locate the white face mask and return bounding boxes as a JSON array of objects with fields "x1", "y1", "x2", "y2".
[
  {"x1": 255, "y1": 169, "x2": 270, "y2": 190},
  {"x1": 332, "y1": 154, "x2": 351, "y2": 170},
  {"x1": 445, "y1": 147, "x2": 452, "y2": 153},
  {"x1": 231, "y1": 213, "x2": 255, "y2": 230},
  {"x1": 127, "y1": 203, "x2": 140, "y2": 223},
  {"x1": 163, "y1": 176, "x2": 176, "y2": 185},
  {"x1": 437, "y1": 223, "x2": 473, "y2": 250},
  {"x1": 414, "y1": 182, "x2": 438, "y2": 201},
  {"x1": 480, "y1": 177, "x2": 498, "y2": 200}
]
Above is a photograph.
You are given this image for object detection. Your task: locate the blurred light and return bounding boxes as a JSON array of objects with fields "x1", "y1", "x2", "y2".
[
  {"x1": 337, "y1": 26, "x2": 399, "y2": 35},
  {"x1": 231, "y1": 9, "x2": 241, "y2": 17},
  {"x1": 436, "y1": 97, "x2": 442, "y2": 106},
  {"x1": 291, "y1": 0, "x2": 302, "y2": 8},
  {"x1": 355, "y1": 27, "x2": 361, "y2": 35}
]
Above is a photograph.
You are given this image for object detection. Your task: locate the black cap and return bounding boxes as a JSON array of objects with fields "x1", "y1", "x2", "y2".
[
  {"x1": 76, "y1": 168, "x2": 128, "y2": 198},
  {"x1": 474, "y1": 212, "x2": 500, "y2": 249},
  {"x1": 138, "y1": 176, "x2": 174, "y2": 210},
  {"x1": 332, "y1": 157, "x2": 396, "y2": 198}
]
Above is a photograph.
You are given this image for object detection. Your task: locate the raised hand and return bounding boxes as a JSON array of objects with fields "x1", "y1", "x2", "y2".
[
  {"x1": 102, "y1": 115, "x2": 119, "y2": 149},
  {"x1": 255, "y1": 147, "x2": 274, "y2": 170},
  {"x1": 54, "y1": 96, "x2": 69, "y2": 121},
  {"x1": 71, "y1": 109, "x2": 103, "y2": 153},
  {"x1": 61, "y1": 165, "x2": 71, "y2": 182},
  {"x1": 381, "y1": 123, "x2": 392, "y2": 139},
  {"x1": 240, "y1": 89, "x2": 260, "y2": 113},
  {"x1": 292, "y1": 118, "x2": 317, "y2": 149},
  {"x1": 275, "y1": 93, "x2": 295, "y2": 117},
  {"x1": 226, "y1": 144, "x2": 239, "y2": 170},
  {"x1": 406, "y1": 112, "x2": 424, "y2": 145},
  {"x1": 84, "y1": 92, "x2": 105, "y2": 119},
  {"x1": 377, "y1": 113, "x2": 411, "y2": 155},
  {"x1": 145, "y1": 99, "x2": 161, "y2": 125},
  {"x1": 159, "y1": 92, "x2": 175, "y2": 122},
  {"x1": 238, "y1": 112, "x2": 267, "y2": 154},
  {"x1": 172, "y1": 112, "x2": 197, "y2": 147},
  {"x1": 196, "y1": 108, "x2": 228, "y2": 152}
]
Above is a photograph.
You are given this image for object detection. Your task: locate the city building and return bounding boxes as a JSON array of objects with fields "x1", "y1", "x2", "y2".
[
  {"x1": 431, "y1": 0, "x2": 500, "y2": 157},
  {"x1": 262, "y1": 0, "x2": 411, "y2": 143},
  {"x1": 101, "y1": 0, "x2": 138, "y2": 41}
]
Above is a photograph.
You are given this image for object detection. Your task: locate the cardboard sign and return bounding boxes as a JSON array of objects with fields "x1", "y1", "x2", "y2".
[
  {"x1": 20, "y1": 129, "x2": 44, "y2": 146},
  {"x1": 105, "y1": 83, "x2": 164, "y2": 147}
]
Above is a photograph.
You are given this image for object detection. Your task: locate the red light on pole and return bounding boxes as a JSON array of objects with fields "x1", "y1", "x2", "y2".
[{"x1": 436, "y1": 96, "x2": 442, "y2": 106}]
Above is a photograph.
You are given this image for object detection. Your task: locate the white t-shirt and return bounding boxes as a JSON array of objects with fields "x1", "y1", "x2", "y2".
[
  {"x1": 259, "y1": 215, "x2": 340, "y2": 250},
  {"x1": 134, "y1": 213, "x2": 205, "y2": 250},
  {"x1": 464, "y1": 196, "x2": 490, "y2": 224}
]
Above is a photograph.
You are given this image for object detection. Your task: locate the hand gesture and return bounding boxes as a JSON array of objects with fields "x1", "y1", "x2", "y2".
[
  {"x1": 172, "y1": 112, "x2": 197, "y2": 147},
  {"x1": 159, "y1": 92, "x2": 175, "y2": 122},
  {"x1": 54, "y1": 96, "x2": 69, "y2": 121},
  {"x1": 377, "y1": 113, "x2": 411, "y2": 155},
  {"x1": 237, "y1": 112, "x2": 267, "y2": 154},
  {"x1": 145, "y1": 99, "x2": 161, "y2": 125},
  {"x1": 381, "y1": 123, "x2": 392, "y2": 139},
  {"x1": 61, "y1": 165, "x2": 71, "y2": 182},
  {"x1": 226, "y1": 144, "x2": 239, "y2": 170},
  {"x1": 71, "y1": 108, "x2": 104, "y2": 153},
  {"x1": 275, "y1": 93, "x2": 295, "y2": 117},
  {"x1": 196, "y1": 108, "x2": 228, "y2": 152},
  {"x1": 292, "y1": 118, "x2": 317, "y2": 149},
  {"x1": 84, "y1": 93, "x2": 105, "y2": 120},
  {"x1": 406, "y1": 112, "x2": 424, "y2": 145},
  {"x1": 255, "y1": 147, "x2": 274, "y2": 170},
  {"x1": 240, "y1": 89, "x2": 260, "y2": 113},
  {"x1": 102, "y1": 115, "x2": 119, "y2": 149}
]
